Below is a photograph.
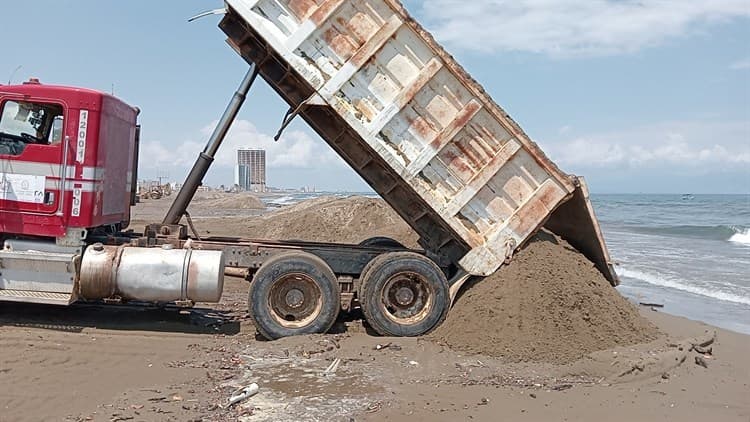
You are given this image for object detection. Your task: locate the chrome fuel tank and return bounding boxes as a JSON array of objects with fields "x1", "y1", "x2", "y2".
[{"x1": 79, "y1": 244, "x2": 225, "y2": 303}]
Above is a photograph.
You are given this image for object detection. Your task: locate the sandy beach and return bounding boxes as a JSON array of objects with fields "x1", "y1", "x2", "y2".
[{"x1": 1, "y1": 194, "x2": 748, "y2": 422}]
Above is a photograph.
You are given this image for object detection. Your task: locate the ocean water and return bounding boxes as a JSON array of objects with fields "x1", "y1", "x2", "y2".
[{"x1": 592, "y1": 194, "x2": 750, "y2": 334}]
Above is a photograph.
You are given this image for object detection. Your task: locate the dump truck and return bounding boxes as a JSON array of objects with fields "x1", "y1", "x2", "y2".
[{"x1": 0, "y1": 0, "x2": 617, "y2": 340}]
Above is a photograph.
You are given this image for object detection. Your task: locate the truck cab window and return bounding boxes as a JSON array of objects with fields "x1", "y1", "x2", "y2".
[{"x1": 0, "y1": 100, "x2": 64, "y2": 156}]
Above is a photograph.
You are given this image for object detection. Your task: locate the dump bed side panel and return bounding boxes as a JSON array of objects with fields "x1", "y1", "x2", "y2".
[
  {"x1": 545, "y1": 178, "x2": 620, "y2": 286},
  {"x1": 223, "y1": 0, "x2": 577, "y2": 276}
]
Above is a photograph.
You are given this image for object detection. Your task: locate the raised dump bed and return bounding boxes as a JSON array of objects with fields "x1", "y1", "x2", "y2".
[{"x1": 219, "y1": 0, "x2": 618, "y2": 285}]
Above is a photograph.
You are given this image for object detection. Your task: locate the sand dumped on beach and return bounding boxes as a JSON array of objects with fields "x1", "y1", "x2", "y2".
[
  {"x1": 430, "y1": 231, "x2": 660, "y2": 363},
  {"x1": 241, "y1": 196, "x2": 420, "y2": 247},
  {"x1": 227, "y1": 195, "x2": 658, "y2": 363}
]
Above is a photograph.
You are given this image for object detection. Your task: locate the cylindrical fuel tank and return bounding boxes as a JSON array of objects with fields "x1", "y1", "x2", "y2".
[{"x1": 79, "y1": 244, "x2": 224, "y2": 303}]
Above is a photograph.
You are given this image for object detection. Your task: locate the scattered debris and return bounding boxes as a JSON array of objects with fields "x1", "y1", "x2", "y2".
[
  {"x1": 302, "y1": 338, "x2": 342, "y2": 358},
  {"x1": 226, "y1": 383, "x2": 259, "y2": 408},
  {"x1": 695, "y1": 356, "x2": 709, "y2": 369},
  {"x1": 323, "y1": 358, "x2": 342, "y2": 376},
  {"x1": 618, "y1": 363, "x2": 645, "y2": 378},
  {"x1": 693, "y1": 345, "x2": 713, "y2": 355},
  {"x1": 639, "y1": 302, "x2": 665, "y2": 308},
  {"x1": 691, "y1": 332, "x2": 717, "y2": 351},
  {"x1": 374, "y1": 342, "x2": 401, "y2": 351},
  {"x1": 365, "y1": 402, "x2": 382, "y2": 413}
]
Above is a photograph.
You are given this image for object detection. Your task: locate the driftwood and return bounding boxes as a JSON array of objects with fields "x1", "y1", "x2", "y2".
[
  {"x1": 639, "y1": 302, "x2": 665, "y2": 308},
  {"x1": 618, "y1": 363, "x2": 645, "y2": 378},
  {"x1": 689, "y1": 332, "x2": 716, "y2": 369},
  {"x1": 689, "y1": 331, "x2": 717, "y2": 355},
  {"x1": 695, "y1": 356, "x2": 709, "y2": 368},
  {"x1": 693, "y1": 345, "x2": 713, "y2": 355},
  {"x1": 692, "y1": 332, "x2": 717, "y2": 349}
]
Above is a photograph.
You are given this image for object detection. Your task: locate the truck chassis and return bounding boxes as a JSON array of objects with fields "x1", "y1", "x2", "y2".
[{"x1": 113, "y1": 221, "x2": 456, "y2": 340}]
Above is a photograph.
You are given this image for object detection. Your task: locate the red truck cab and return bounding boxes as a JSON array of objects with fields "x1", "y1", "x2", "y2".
[{"x1": 0, "y1": 79, "x2": 139, "y2": 240}]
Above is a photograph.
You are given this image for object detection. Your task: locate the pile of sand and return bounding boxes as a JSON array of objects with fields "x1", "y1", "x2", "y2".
[
  {"x1": 430, "y1": 231, "x2": 660, "y2": 364},
  {"x1": 191, "y1": 191, "x2": 230, "y2": 201},
  {"x1": 223, "y1": 195, "x2": 658, "y2": 363},
  {"x1": 244, "y1": 196, "x2": 420, "y2": 247},
  {"x1": 195, "y1": 192, "x2": 265, "y2": 210}
]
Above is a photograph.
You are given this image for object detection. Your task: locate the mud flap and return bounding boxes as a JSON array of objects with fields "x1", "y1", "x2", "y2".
[{"x1": 545, "y1": 177, "x2": 620, "y2": 286}]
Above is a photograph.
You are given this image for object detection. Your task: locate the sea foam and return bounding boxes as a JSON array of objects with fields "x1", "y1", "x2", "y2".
[
  {"x1": 729, "y1": 228, "x2": 750, "y2": 245},
  {"x1": 618, "y1": 268, "x2": 750, "y2": 306}
]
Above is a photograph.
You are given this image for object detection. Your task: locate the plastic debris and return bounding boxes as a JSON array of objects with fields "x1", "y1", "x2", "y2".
[
  {"x1": 323, "y1": 358, "x2": 342, "y2": 376},
  {"x1": 226, "y1": 383, "x2": 259, "y2": 408}
]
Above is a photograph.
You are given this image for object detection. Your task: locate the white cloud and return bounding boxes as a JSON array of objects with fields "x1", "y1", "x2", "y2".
[
  {"x1": 137, "y1": 118, "x2": 749, "y2": 189},
  {"x1": 139, "y1": 120, "x2": 345, "y2": 179},
  {"x1": 542, "y1": 120, "x2": 750, "y2": 169},
  {"x1": 417, "y1": 0, "x2": 750, "y2": 56},
  {"x1": 730, "y1": 58, "x2": 750, "y2": 70},
  {"x1": 197, "y1": 120, "x2": 344, "y2": 169}
]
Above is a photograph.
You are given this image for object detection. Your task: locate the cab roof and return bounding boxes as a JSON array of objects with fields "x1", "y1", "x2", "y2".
[{"x1": 0, "y1": 79, "x2": 136, "y2": 113}]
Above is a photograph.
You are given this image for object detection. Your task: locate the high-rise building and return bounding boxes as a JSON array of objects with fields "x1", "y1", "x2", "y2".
[{"x1": 235, "y1": 149, "x2": 266, "y2": 192}]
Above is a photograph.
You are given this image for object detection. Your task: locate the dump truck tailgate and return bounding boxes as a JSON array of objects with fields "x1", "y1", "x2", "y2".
[{"x1": 220, "y1": 0, "x2": 618, "y2": 285}]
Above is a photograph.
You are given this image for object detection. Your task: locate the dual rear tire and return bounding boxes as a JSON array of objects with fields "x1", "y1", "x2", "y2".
[
  {"x1": 249, "y1": 250, "x2": 449, "y2": 340},
  {"x1": 358, "y1": 252, "x2": 450, "y2": 337}
]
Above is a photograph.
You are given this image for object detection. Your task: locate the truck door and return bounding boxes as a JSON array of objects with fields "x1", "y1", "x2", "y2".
[{"x1": 0, "y1": 97, "x2": 66, "y2": 216}]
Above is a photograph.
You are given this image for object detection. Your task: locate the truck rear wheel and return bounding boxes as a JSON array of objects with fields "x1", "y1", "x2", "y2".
[
  {"x1": 249, "y1": 252, "x2": 340, "y2": 340},
  {"x1": 359, "y1": 252, "x2": 449, "y2": 337}
]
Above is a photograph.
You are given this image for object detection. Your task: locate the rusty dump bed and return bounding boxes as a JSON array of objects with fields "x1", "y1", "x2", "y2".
[{"x1": 220, "y1": 0, "x2": 618, "y2": 285}]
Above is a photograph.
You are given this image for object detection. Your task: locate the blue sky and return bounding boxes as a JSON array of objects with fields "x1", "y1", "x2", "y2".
[{"x1": 2, "y1": 0, "x2": 749, "y2": 193}]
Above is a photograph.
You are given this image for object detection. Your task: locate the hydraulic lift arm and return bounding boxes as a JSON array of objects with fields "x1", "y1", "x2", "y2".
[{"x1": 163, "y1": 64, "x2": 260, "y2": 225}]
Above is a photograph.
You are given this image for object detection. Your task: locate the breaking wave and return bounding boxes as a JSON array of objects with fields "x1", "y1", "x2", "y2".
[
  {"x1": 618, "y1": 268, "x2": 750, "y2": 306},
  {"x1": 624, "y1": 224, "x2": 749, "y2": 243},
  {"x1": 729, "y1": 228, "x2": 750, "y2": 245}
]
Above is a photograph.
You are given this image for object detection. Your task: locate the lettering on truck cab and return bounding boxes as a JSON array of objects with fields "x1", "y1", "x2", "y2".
[{"x1": 76, "y1": 110, "x2": 88, "y2": 163}]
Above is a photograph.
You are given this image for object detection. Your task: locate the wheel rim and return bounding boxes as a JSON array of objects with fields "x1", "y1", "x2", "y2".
[
  {"x1": 268, "y1": 273, "x2": 323, "y2": 329},
  {"x1": 379, "y1": 271, "x2": 434, "y2": 325}
]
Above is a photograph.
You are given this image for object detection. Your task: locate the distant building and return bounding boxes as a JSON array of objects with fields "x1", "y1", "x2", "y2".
[{"x1": 235, "y1": 149, "x2": 267, "y2": 192}]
